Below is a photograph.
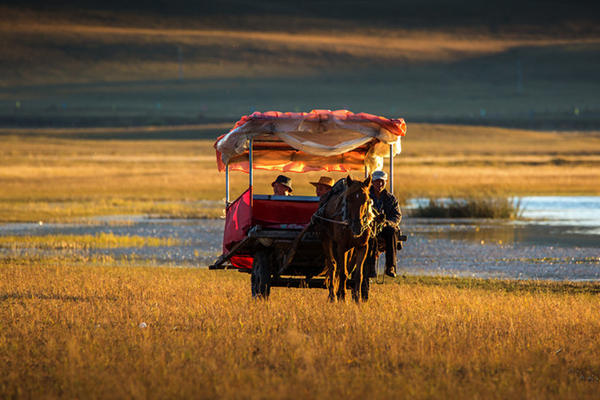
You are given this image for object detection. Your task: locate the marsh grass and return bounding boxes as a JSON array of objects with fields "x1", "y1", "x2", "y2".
[
  {"x1": 0, "y1": 199, "x2": 225, "y2": 223},
  {"x1": 1, "y1": 124, "x2": 599, "y2": 222},
  {"x1": 1, "y1": 262, "x2": 599, "y2": 399},
  {"x1": 412, "y1": 197, "x2": 523, "y2": 219},
  {"x1": 0, "y1": 232, "x2": 182, "y2": 250}
]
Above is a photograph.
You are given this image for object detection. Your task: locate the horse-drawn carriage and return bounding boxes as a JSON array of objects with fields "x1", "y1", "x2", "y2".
[{"x1": 209, "y1": 110, "x2": 406, "y2": 300}]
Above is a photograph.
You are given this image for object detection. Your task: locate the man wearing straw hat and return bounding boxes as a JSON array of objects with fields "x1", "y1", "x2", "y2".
[{"x1": 310, "y1": 176, "x2": 334, "y2": 197}]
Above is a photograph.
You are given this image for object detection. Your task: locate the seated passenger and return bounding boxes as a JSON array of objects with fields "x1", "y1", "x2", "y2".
[
  {"x1": 271, "y1": 175, "x2": 292, "y2": 196},
  {"x1": 310, "y1": 176, "x2": 334, "y2": 197}
]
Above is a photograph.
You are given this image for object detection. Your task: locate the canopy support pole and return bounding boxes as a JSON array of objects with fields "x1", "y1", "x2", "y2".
[
  {"x1": 389, "y1": 144, "x2": 394, "y2": 196},
  {"x1": 249, "y1": 138, "x2": 254, "y2": 205},
  {"x1": 225, "y1": 164, "x2": 230, "y2": 207}
]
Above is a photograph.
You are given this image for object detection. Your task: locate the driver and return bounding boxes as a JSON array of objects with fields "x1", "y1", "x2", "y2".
[
  {"x1": 272, "y1": 175, "x2": 293, "y2": 196},
  {"x1": 369, "y1": 170, "x2": 402, "y2": 277}
]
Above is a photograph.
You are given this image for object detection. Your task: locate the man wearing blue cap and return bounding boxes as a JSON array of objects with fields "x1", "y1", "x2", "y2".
[{"x1": 370, "y1": 170, "x2": 401, "y2": 277}]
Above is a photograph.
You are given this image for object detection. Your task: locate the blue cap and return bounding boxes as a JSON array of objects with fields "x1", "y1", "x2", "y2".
[{"x1": 372, "y1": 171, "x2": 388, "y2": 181}]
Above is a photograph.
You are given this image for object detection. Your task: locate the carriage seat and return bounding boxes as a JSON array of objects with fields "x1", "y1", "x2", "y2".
[{"x1": 252, "y1": 194, "x2": 320, "y2": 228}]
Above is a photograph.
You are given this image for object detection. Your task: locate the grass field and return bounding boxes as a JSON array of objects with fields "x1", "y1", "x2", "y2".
[
  {"x1": 1, "y1": 262, "x2": 599, "y2": 399},
  {"x1": 0, "y1": 232, "x2": 181, "y2": 250},
  {"x1": 1, "y1": 123, "x2": 599, "y2": 222}
]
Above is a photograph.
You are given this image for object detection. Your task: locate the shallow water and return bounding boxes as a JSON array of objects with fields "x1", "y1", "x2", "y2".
[
  {"x1": 0, "y1": 219, "x2": 223, "y2": 267},
  {"x1": 519, "y1": 196, "x2": 600, "y2": 235},
  {"x1": 401, "y1": 218, "x2": 599, "y2": 281},
  {"x1": 1, "y1": 197, "x2": 598, "y2": 281},
  {"x1": 400, "y1": 196, "x2": 599, "y2": 280}
]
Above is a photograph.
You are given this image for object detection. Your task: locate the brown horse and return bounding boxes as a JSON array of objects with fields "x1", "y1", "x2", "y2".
[{"x1": 316, "y1": 175, "x2": 373, "y2": 302}]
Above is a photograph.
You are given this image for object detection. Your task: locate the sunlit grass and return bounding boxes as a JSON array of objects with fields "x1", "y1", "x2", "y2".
[
  {"x1": 0, "y1": 199, "x2": 225, "y2": 223},
  {"x1": 0, "y1": 232, "x2": 181, "y2": 250},
  {"x1": 1, "y1": 262, "x2": 599, "y2": 399},
  {"x1": 1, "y1": 123, "x2": 599, "y2": 222}
]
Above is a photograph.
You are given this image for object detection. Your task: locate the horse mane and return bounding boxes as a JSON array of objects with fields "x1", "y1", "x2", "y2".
[{"x1": 321, "y1": 176, "x2": 374, "y2": 227}]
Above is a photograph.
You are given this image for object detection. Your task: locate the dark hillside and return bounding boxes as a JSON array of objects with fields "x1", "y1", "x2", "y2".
[
  {"x1": 4, "y1": 0, "x2": 600, "y2": 34},
  {"x1": 1, "y1": 1, "x2": 599, "y2": 128}
]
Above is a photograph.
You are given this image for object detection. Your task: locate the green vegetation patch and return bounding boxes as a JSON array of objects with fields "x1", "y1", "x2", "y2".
[
  {"x1": 0, "y1": 233, "x2": 181, "y2": 250},
  {"x1": 412, "y1": 197, "x2": 523, "y2": 219}
]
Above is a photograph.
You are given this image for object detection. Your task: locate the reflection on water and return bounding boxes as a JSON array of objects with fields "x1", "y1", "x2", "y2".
[
  {"x1": 410, "y1": 221, "x2": 517, "y2": 244},
  {"x1": 411, "y1": 219, "x2": 599, "y2": 248}
]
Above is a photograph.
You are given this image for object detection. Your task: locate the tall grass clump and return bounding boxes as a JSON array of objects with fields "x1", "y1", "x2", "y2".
[{"x1": 412, "y1": 196, "x2": 522, "y2": 219}]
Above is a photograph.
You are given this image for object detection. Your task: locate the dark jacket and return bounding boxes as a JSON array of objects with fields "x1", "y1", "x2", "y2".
[{"x1": 370, "y1": 187, "x2": 401, "y2": 225}]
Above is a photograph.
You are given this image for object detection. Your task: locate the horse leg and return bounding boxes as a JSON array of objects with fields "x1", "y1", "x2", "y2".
[
  {"x1": 336, "y1": 244, "x2": 348, "y2": 302},
  {"x1": 353, "y1": 244, "x2": 369, "y2": 302},
  {"x1": 322, "y1": 236, "x2": 337, "y2": 302},
  {"x1": 346, "y1": 249, "x2": 359, "y2": 302}
]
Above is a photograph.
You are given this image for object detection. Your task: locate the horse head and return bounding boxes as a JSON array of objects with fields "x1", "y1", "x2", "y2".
[{"x1": 345, "y1": 175, "x2": 372, "y2": 236}]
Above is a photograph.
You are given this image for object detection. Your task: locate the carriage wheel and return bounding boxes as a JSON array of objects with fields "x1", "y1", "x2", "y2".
[{"x1": 251, "y1": 248, "x2": 272, "y2": 299}]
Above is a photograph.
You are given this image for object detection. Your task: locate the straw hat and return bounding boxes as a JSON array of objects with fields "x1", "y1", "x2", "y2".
[{"x1": 310, "y1": 176, "x2": 334, "y2": 187}]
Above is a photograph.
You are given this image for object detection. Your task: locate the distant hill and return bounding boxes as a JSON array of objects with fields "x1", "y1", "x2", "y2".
[
  {"x1": 1, "y1": 1, "x2": 599, "y2": 128},
  {"x1": 3, "y1": 0, "x2": 600, "y2": 34}
]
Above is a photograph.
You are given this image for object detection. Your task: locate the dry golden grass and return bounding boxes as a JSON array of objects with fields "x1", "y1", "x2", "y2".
[
  {"x1": 1, "y1": 123, "x2": 599, "y2": 221},
  {"x1": 1, "y1": 262, "x2": 599, "y2": 399},
  {"x1": 0, "y1": 232, "x2": 181, "y2": 250}
]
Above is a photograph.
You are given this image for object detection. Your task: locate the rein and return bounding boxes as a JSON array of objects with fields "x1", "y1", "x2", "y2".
[
  {"x1": 312, "y1": 214, "x2": 349, "y2": 225},
  {"x1": 314, "y1": 183, "x2": 372, "y2": 235}
]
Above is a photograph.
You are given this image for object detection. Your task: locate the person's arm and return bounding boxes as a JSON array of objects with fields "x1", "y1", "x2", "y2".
[{"x1": 385, "y1": 194, "x2": 401, "y2": 225}]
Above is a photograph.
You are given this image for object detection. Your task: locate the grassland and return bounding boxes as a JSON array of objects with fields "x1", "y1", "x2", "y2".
[
  {"x1": 1, "y1": 262, "x2": 599, "y2": 399},
  {"x1": 1, "y1": 123, "x2": 599, "y2": 222},
  {"x1": 0, "y1": 232, "x2": 181, "y2": 250}
]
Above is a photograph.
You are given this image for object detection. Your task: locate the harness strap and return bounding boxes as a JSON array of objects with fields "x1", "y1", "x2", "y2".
[{"x1": 312, "y1": 214, "x2": 349, "y2": 225}]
